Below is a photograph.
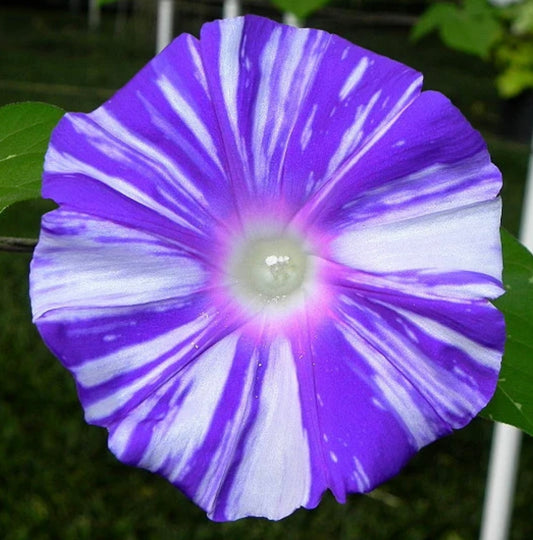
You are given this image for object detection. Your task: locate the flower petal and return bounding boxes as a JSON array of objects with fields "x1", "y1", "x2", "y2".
[
  {"x1": 199, "y1": 16, "x2": 422, "y2": 215},
  {"x1": 29, "y1": 15, "x2": 505, "y2": 523},
  {"x1": 43, "y1": 32, "x2": 234, "y2": 243},
  {"x1": 293, "y1": 290, "x2": 503, "y2": 502},
  {"x1": 316, "y1": 92, "x2": 503, "y2": 303},
  {"x1": 331, "y1": 198, "x2": 502, "y2": 287},
  {"x1": 298, "y1": 90, "x2": 500, "y2": 225},
  {"x1": 31, "y1": 209, "x2": 210, "y2": 320},
  {"x1": 105, "y1": 331, "x2": 314, "y2": 521}
]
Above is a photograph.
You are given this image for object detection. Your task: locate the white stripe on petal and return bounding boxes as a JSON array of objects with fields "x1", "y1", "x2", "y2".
[
  {"x1": 83, "y1": 319, "x2": 212, "y2": 423},
  {"x1": 332, "y1": 198, "x2": 502, "y2": 279},
  {"x1": 340, "y1": 268, "x2": 503, "y2": 302},
  {"x1": 219, "y1": 17, "x2": 244, "y2": 135},
  {"x1": 108, "y1": 415, "x2": 139, "y2": 458},
  {"x1": 339, "y1": 57, "x2": 369, "y2": 101},
  {"x1": 88, "y1": 109, "x2": 207, "y2": 205},
  {"x1": 339, "y1": 152, "x2": 500, "y2": 227},
  {"x1": 352, "y1": 456, "x2": 371, "y2": 491},
  {"x1": 251, "y1": 26, "x2": 282, "y2": 184},
  {"x1": 73, "y1": 316, "x2": 209, "y2": 388},
  {"x1": 251, "y1": 27, "x2": 326, "y2": 190},
  {"x1": 338, "y1": 315, "x2": 441, "y2": 447},
  {"x1": 31, "y1": 210, "x2": 208, "y2": 319},
  {"x1": 344, "y1": 75, "x2": 423, "y2": 168},
  {"x1": 386, "y1": 77, "x2": 423, "y2": 121},
  {"x1": 389, "y1": 306, "x2": 502, "y2": 371},
  {"x1": 261, "y1": 31, "x2": 285, "y2": 160},
  {"x1": 186, "y1": 34, "x2": 209, "y2": 92},
  {"x1": 45, "y1": 145, "x2": 201, "y2": 233},
  {"x1": 325, "y1": 89, "x2": 381, "y2": 178},
  {"x1": 308, "y1": 75, "x2": 423, "y2": 209},
  {"x1": 266, "y1": 29, "x2": 314, "y2": 160},
  {"x1": 339, "y1": 295, "x2": 499, "y2": 436},
  {"x1": 224, "y1": 337, "x2": 311, "y2": 521},
  {"x1": 136, "y1": 334, "x2": 240, "y2": 477},
  {"x1": 300, "y1": 103, "x2": 318, "y2": 151},
  {"x1": 195, "y1": 350, "x2": 258, "y2": 510},
  {"x1": 156, "y1": 74, "x2": 223, "y2": 172}
]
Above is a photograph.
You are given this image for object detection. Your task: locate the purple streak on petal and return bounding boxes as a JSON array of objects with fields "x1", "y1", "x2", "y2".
[
  {"x1": 319, "y1": 258, "x2": 504, "y2": 353},
  {"x1": 177, "y1": 333, "x2": 260, "y2": 516},
  {"x1": 41, "y1": 172, "x2": 205, "y2": 250},
  {"x1": 286, "y1": 273, "x2": 503, "y2": 504},
  {"x1": 36, "y1": 279, "x2": 251, "y2": 425},
  {"x1": 206, "y1": 334, "x2": 312, "y2": 521},
  {"x1": 296, "y1": 91, "x2": 499, "y2": 226},
  {"x1": 43, "y1": 32, "x2": 236, "y2": 240},
  {"x1": 280, "y1": 30, "x2": 422, "y2": 205},
  {"x1": 200, "y1": 16, "x2": 325, "y2": 216},
  {"x1": 106, "y1": 332, "x2": 246, "y2": 474},
  {"x1": 296, "y1": 316, "x2": 431, "y2": 502},
  {"x1": 329, "y1": 152, "x2": 500, "y2": 233},
  {"x1": 105, "y1": 329, "x2": 314, "y2": 521},
  {"x1": 325, "y1": 261, "x2": 504, "y2": 304},
  {"x1": 106, "y1": 332, "x2": 258, "y2": 513},
  {"x1": 36, "y1": 296, "x2": 209, "y2": 369},
  {"x1": 199, "y1": 16, "x2": 422, "y2": 218},
  {"x1": 335, "y1": 292, "x2": 502, "y2": 428}
]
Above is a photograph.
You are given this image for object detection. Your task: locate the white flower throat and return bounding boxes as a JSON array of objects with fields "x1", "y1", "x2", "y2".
[{"x1": 232, "y1": 236, "x2": 308, "y2": 304}]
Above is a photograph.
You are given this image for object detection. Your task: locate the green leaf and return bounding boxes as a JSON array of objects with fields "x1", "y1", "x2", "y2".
[
  {"x1": 497, "y1": 66, "x2": 533, "y2": 98},
  {"x1": 411, "y1": 0, "x2": 502, "y2": 59},
  {"x1": 481, "y1": 229, "x2": 533, "y2": 436},
  {"x1": 441, "y1": 14, "x2": 501, "y2": 59},
  {"x1": 0, "y1": 102, "x2": 64, "y2": 213},
  {"x1": 494, "y1": 41, "x2": 533, "y2": 97},
  {"x1": 509, "y1": 0, "x2": 533, "y2": 35},
  {"x1": 271, "y1": 0, "x2": 331, "y2": 19},
  {"x1": 411, "y1": 3, "x2": 457, "y2": 42}
]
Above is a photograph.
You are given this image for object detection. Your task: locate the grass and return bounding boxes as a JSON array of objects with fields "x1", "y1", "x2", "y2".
[{"x1": 0, "y1": 4, "x2": 532, "y2": 539}]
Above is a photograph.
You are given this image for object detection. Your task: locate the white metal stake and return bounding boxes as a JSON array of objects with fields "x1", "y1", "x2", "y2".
[
  {"x1": 156, "y1": 0, "x2": 175, "y2": 54},
  {"x1": 520, "y1": 128, "x2": 533, "y2": 247},
  {"x1": 88, "y1": 0, "x2": 101, "y2": 30},
  {"x1": 223, "y1": 0, "x2": 240, "y2": 19},
  {"x1": 283, "y1": 12, "x2": 301, "y2": 27},
  {"x1": 480, "y1": 120, "x2": 533, "y2": 540},
  {"x1": 480, "y1": 424, "x2": 522, "y2": 540}
]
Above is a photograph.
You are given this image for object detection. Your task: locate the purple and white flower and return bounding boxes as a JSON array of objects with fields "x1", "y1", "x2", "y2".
[{"x1": 30, "y1": 15, "x2": 504, "y2": 521}]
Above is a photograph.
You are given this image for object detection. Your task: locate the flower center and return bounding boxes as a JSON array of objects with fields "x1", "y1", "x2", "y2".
[{"x1": 231, "y1": 236, "x2": 308, "y2": 304}]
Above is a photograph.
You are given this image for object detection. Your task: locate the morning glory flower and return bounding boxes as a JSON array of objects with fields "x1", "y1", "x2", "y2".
[{"x1": 30, "y1": 15, "x2": 504, "y2": 521}]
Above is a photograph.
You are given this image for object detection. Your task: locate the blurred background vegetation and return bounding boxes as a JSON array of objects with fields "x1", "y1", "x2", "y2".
[{"x1": 1, "y1": 1, "x2": 532, "y2": 539}]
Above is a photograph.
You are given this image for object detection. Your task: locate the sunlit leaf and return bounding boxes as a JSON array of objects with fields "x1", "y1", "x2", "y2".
[{"x1": 497, "y1": 67, "x2": 533, "y2": 98}]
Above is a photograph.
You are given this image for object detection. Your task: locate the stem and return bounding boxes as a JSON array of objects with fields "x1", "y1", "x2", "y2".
[{"x1": 0, "y1": 236, "x2": 38, "y2": 253}]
